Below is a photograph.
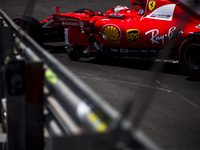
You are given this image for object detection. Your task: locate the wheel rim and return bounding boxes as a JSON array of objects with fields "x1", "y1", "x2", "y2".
[{"x1": 184, "y1": 43, "x2": 200, "y2": 70}]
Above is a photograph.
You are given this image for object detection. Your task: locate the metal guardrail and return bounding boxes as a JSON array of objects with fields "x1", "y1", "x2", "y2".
[{"x1": 0, "y1": 9, "x2": 160, "y2": 150}]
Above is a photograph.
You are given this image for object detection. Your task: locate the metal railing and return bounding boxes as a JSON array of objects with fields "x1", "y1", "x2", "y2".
[{"x1": 0, "y1": 9, "x2": 160, "y2": 150}]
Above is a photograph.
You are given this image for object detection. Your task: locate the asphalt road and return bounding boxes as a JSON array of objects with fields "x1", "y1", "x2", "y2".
[{"x1": 1, "y1": 0, "x2": 200, "y2": 150}]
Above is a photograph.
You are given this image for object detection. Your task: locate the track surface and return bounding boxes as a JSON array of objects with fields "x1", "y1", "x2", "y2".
[{"x1": 1, "y1": 1, "x2": 200, "y2": 150}]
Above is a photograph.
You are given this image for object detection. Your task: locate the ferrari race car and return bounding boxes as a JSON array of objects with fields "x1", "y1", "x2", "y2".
[{"x1": 13, "y1": 0, "x2": 200, "y2": 76}]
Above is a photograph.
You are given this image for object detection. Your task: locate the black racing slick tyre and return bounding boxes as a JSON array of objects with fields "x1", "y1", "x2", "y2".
[
  {"x1": 179, "y1": 35, "x2": 200, "y2": 76},
  {"x1": 13, "y1": 16, "x2": 43, "y2": 45}
]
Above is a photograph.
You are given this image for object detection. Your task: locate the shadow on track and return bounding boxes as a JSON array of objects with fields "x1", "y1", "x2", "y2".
[
  {"x1": 43, "y1": 43, "x2": 66, "y2": 54},
  {"x1": 81, "y1": 56, "x2": 188, "y2": 75},
  {"x1": 44, "y1": 44, "x2": 198, "y2": 79},
  {"x1": 83, "y1": 57, "x2": 200, "y2": 82}
]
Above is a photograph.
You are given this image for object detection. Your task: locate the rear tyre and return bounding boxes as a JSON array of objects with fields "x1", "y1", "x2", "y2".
[
  {"x1": 13, "y1": 16, "x2": 43, "y2": 45},
  {"x1": 179, "y1": 35, "x2": 200, "y2": 76}
]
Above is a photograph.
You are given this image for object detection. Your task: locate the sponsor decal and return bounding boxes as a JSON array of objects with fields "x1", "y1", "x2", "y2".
[
  {"x1": 150, "y1": 14, "x2": 171, "y2": 19},
  {"x1": 62, "y1": 21, "x2": 79, "y2": 26},
  {"x1": 111, "y1": 48, "x2": 119, "y2": 52},
  {"x1": 146, "y1": 4, "x2": 176, "y2": 21},
  {"x1": 126, "y1": 29, "x2": 139, "y2": 43},
  {"x1": 145, "y1": 27, "x2": 176, "y2": 44},
  {"x1": 149, "y1": 1, "x2": 156, "y2": 11},
  {"x1": 110, "y1": 48, "x2": 129, "y2": 53},
  {"x1": 60, "y1": 19, "x2": 80, "y2": 26},
  {"x1": 102, "y1": 25, "x2": 121, "y2": 42},
  {"x1": 109, "y1": 14, "x2": 123, "y2": 18},
  {"x1": 196, "y1": 24, "x2": 200, "y2": 28},
  {"x1": 120, "y1": 49, "x2": 129, "y2": 53}
]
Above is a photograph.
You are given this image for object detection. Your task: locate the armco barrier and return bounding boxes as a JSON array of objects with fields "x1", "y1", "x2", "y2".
[{"x1": 0, "y1": 10, "x2": 160, "y2": 150}]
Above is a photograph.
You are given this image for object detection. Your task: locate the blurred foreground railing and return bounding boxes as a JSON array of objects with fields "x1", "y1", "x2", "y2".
[{"x1": 0, "y1": 10, "x2": 160, "y2": 150}]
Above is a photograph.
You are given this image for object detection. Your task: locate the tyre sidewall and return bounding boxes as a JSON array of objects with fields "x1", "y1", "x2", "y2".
[
  {"x1": 13, "y1": 17, "x2": 43, "y2": 45},
  {"x1": 179, "y1": 35, "x2": 200, "y2": 76}
]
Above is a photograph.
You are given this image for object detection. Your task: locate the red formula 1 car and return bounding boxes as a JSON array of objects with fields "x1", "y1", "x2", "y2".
[{"x1": 13, "y1": 0, "x2": 200, "y2": 76}]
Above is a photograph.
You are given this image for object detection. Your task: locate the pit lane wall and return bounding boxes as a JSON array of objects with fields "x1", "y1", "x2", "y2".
[{"x1": 0, "y1": 9, "x2": 160, "y2": 150}]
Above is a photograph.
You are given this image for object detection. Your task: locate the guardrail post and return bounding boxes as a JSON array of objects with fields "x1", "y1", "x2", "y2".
[
  {"x1": 0, "y1": 18, "x2": 14, "y2": 150},
  {"x1": 0, "y1": 18, "x2": 13, "y2": 102},
  {"x1": 6, "y1": 60, "x2": 26, "y2": 150},
  {"x1": 25, "y1": 62, "x2": 44, "y2": 150},
  {"x1": 0, "y1": 21, "x2": 13, "y2": 66},
  {"x1": 0, "y1": 18, "x2": 4, "y2": 122},
  {"x1": 0, "y1": 19, "x2": 7, "y2": 150},
  {"x1": 0, "y1": 18, "x2": 3, "y2": 27},
  {"x1": 6, "y1": 61, "x2": 44, "y2": 150}
]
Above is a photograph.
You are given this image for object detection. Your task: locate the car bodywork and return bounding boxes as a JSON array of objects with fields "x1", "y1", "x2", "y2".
[{"x1": 14, "y1": 0, "x2": 200, "y2": 75}]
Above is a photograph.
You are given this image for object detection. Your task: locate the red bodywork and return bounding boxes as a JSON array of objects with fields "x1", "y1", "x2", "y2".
[
  {"x1": 39, "y1": 0, "x2": 200, "y2": 75},
  {"x1": 41, "y1": 0, "x2": 200, "y2": 49}
]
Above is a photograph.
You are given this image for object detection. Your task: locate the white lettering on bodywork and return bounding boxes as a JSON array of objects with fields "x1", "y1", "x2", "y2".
[
  {"x1": 145, "y1": 27, "x2": 176, "y2": 44},
  {"x1": 146, "y1": 4, "x2": 176, "y2": 21},
  {"x1": 62, "y1": 21, "x2": 79, "y2": 26}
]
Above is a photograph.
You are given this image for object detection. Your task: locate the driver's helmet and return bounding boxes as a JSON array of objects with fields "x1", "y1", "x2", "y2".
[{"x1": 114, "y1": 5, "x2": 129, "y2": 12}]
